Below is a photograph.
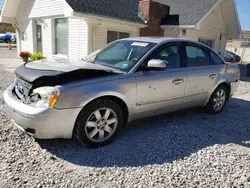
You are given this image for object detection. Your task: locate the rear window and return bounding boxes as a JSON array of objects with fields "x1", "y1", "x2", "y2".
[
  {"x1": 210, "y1": 51, "x2": 224, "y2": 65},
  {"x1": 185, "y1": 45, "x2": 209, "y2": 67}
]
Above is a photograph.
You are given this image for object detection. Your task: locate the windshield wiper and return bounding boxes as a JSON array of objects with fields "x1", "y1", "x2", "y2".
[
  {"x1": 81, "y1": 59, "x2": 125, "y2": 74},
  {"x1": 81, "y1": 58, "x2": 95, "y2": 64},
  {"x1": 105, "y1": 69, "x2": 124, "y2": 74},
  {"x1": 109, "y1": 67, "x2": 128, "y2": 74}
]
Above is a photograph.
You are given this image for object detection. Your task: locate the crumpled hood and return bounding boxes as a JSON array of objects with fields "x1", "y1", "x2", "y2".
[
  {"x1": 25, "y1": 57, "x2": 121, "y2": 73},
  {"x1": 14, "y1": 57, "x2": 122, "y2": 89}
]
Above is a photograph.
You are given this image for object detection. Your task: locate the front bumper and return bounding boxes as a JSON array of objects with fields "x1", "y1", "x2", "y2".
[{"x1": 3, "y1": 85, "x2": 82, "y2": 139}]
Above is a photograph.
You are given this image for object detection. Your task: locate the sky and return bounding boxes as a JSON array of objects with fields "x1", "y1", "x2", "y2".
[
  {"x1": 0, "y1": 0, "x2": 249, "y2": 30},
  {"x1": 0, "y1": 0, "x2": 3, "y2": 12},
  {"x1": 235, "y1": 0, "x2": 250, "y2": 31}
]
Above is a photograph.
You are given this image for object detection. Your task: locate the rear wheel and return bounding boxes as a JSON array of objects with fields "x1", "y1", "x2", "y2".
[
  {"x1": 74, "y1": 99, "x2": 124, "y2": 147},
  {"x1": 205, "y1": 85, "x2": 228, "y2": 114}
]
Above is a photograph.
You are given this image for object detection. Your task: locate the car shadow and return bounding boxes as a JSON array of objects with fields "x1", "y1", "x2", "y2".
[{"x1": 37, "y1": 97, "x2": 250, "y2": 168}]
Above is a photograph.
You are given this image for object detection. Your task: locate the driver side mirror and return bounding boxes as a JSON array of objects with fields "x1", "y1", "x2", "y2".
[{"x1": 142, "y1": 59, "x2": 167, "y2": 71}]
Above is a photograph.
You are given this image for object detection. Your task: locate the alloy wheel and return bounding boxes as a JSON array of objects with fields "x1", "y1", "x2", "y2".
[
  {"x1": 85, "y1": 108, "x2": 118, "y2": 143},
  {"x1": 213, "y1": 89, "x2": 226, "y2": 111}
]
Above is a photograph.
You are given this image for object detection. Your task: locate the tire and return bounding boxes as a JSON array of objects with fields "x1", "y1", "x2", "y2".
[
  {"x1": 74, "y1": 99, "x2": 124, "y2": 147},
  {"x1": 205, "y1": 85, "x2": 229, "y2": 114}
]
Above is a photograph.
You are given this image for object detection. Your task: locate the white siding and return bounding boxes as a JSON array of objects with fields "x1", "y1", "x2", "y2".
[
  {"x1": 42, "y1": 19, "x2": 53, "y2": 57},
  {"x1": 185, "y1": 4, "x2": 226, "y2": 54},
  {"x1": 200, "y1": 4, "x2": 226, "y2": 32},
  {"x1": 19, "y1": 21, "x2": 34, "y2": 53},
  {"x1": 88, "y1": 21, "x2": 93, "y2": 55},
  {"x1": 173, "y1": 29, "x2": 227, "y2": 55},
  {"x1": 14, "y1": 0, "x2": 71, "y2": 55},
  {"x1": 182, "y1": 29, "x2": 222, "y2": 49},
  {"x1": 89, "y1": 20, "x2": 140, "y2": 52},
  {"x1": 16, "y1": 0, "x2": 34, "y2": 20},
  {"x1": 164, "y1": 28, "x2": 179, "y2": 38},
  {"x1": 29, "y1": 0, "x2": 65, "y2": 18},
  {"x1": 16, "y1": 0, "x2": 35, "y2": 53},
  {"x1": 164, "y1": 4, "x2": 227, "y2": 55},
  {"x1": 68, "y1": 17, "x2": 88, "y2": 60},
  {"x1": 220, "y1": 0, "x2": 239, "y2": 39}
]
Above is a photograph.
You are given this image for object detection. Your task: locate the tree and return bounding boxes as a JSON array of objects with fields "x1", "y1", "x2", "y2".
[{"x1": 0, "y1": 11, "x2": 15, "y2": 33}]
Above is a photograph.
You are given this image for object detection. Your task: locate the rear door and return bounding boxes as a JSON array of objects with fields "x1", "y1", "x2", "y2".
[{"x1": 183, "y1": 43, "x2": 222, "y2": 106}]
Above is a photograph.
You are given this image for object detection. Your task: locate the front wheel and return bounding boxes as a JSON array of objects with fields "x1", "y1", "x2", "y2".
[
  {"x1": 74, "y1": 99, "x2": 124, "y2": 147},
  {"x1": 205, "y1": 85, "x2": 228, "y2": 114}
]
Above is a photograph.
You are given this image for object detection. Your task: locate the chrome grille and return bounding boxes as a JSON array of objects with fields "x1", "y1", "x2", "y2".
[{"x1": 15, "y1": 78, "x2": 32, "y2": 98}]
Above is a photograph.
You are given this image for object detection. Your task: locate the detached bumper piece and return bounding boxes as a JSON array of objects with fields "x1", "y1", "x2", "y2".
[{"x1": 11, "y1": 119, "x2": 35, "y2": 136}]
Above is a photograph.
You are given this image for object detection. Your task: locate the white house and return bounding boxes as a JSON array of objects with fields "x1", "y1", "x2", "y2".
[{"x1": 0, "y1": 0, "x2": 241, "y2": 60}]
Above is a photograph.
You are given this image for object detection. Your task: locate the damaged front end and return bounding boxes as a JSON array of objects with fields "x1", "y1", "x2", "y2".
[
  {"x1": 11, "y1": 62, "x2": 119, "y2": 107},
  {"x1": 12, "y1": 77, "x2": 61, "y2": 108}
]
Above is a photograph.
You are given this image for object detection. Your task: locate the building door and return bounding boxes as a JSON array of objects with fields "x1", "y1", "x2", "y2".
[{"x1": 36, "y1": 21, "x2": 42, "y2": 53}]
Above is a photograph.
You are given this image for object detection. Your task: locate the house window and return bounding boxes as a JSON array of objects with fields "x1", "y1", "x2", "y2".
[
  {"x1": 55, "y1": 18, "x2": 68, "y2": 55},
  {"x1": 199, "y1": 38, "x2": 214, "y2": 48},
  {"x1": 107, "y1": 31, "x2": 130, "y2": 43}
]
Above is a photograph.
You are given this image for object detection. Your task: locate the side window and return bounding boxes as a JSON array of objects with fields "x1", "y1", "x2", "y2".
[
  {"x1": 151, "y1": 45, "x2": 181, "y2": 69},
  {"x1": 210, "y1": 51, "x2": 224, "y2": 65},
  {"x1": 185, "y1": 45, "x2": 209, "y2": 67}
]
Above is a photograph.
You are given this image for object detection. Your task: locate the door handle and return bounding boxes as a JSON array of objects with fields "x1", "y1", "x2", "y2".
[
  {"x1": 172, "y1": 79, "x2": 184, "y2": 85},
  {"x1": 209, "y1": 74, "x2": 217, "y2": 79}
]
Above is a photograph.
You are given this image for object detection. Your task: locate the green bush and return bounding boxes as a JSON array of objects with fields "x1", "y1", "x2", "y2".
[{"x1": 30, "y1": 52, "x2": 46, "y2": 62}]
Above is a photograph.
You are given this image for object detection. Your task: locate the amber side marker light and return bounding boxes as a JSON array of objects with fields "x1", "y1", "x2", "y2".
[{"x1": 49, "y1": 90, "x2": 60, "y2": 108}]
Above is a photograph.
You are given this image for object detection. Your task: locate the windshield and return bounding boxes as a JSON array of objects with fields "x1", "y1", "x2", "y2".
[{"x1": 84, "y1": 40, "x2": 156, "y2": 72}]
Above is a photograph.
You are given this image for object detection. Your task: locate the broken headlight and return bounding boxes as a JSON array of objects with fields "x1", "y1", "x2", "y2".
[{"x1": 33, "y1": 87, "x2": 60, "y2": 108}]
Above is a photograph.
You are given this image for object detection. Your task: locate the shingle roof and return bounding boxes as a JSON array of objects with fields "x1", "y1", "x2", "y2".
[
  {"x1": 66, "y1": 0, "x2": 219, "y2": 26},
  {"x1": 65, "y1": 0, "x2": 144, "y2": 24},
  {"x1": 158, "y1": 0, "x2": 220, "y2": 25}
]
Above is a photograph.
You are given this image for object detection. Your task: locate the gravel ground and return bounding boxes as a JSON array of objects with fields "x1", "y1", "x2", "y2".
[{"x1": 0, "y1": 66, "x2": 250, "y2": 188}]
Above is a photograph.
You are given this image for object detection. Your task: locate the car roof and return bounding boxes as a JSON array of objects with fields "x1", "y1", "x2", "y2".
[
  {"x1": 123, "y1": 37, "x2": 179, "y2": 43},
  {"x1": 122, "y1": 37, "x2": 205, "y2": 46},
  {"x1": 119, "y1": 37, "x2": 222, "y2": 56}
]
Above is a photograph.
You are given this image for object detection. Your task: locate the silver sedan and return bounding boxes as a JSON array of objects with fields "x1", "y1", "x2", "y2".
[{"x1": 3, "y1": 38, "x2": 240, "y2": 147}]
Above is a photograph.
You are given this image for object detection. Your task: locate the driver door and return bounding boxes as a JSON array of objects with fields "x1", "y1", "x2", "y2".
[{"x1": 135, "y1": 43, "x2": 188, "y2": 119}]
